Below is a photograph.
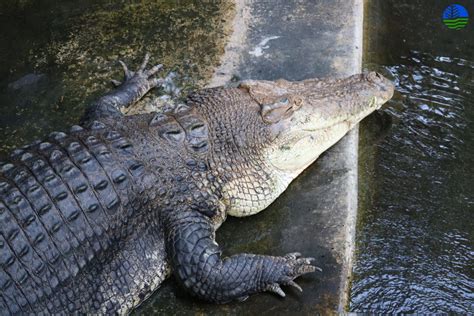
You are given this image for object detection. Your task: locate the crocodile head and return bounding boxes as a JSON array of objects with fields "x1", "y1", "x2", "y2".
[{"x1": 240, "y1": 71, "x2": 394, "y2": 180}]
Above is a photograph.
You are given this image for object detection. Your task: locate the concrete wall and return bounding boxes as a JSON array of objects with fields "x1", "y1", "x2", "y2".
[
  {"x1": 228, "y1": 0, "x2": 364, "y2": 312},
  {"x1": 138, "y1": 0, "x2": 363, "y2": 313}
]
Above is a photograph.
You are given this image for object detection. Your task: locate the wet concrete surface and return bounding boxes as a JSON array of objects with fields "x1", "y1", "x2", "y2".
[{"x1": 137, "y1": 0, "x2": 363, "y2": 314}]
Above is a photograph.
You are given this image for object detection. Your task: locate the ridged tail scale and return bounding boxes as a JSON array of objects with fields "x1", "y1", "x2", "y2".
[{"x1": 0, "y1": 123, "x2": 143, "y2": 313}]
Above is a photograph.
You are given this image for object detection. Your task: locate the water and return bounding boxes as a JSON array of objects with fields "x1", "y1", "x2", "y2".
[{"x1": 351, "y1": 1, "x2": 474, "y2": 313}]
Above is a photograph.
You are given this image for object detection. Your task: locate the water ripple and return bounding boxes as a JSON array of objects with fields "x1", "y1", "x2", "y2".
[{"x1": 352, "y1": 49, "x2": 474, "y2": 313}]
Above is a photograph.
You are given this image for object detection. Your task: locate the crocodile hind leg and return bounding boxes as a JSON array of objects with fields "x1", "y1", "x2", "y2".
[{"x1": 81, "y1": 53, "x2": 164, "y2": 123}]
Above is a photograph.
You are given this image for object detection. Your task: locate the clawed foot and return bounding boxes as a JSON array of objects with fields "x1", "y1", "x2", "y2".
[
  {"x1": 111, "y1": 53, "x2": 164, "y2": 90},
  {"x1": 266, "y1": 252, "x2": 322, "y2": 298}
]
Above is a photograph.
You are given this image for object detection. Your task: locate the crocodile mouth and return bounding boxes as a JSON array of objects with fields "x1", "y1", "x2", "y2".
[
  {"x1": 301, "y1": 120, "x2": 350, "y2": 133},
  {"x1": 268, "y1": 120, "x2": 353, "y2": 175}
]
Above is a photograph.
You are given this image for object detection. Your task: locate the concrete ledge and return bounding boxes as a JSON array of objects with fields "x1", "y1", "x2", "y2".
[
  {"x1": 137, "y1": 0, "x2": 363, "y2": 313},
  {"x1": 234, "y1": 1, "x2": 362, "y2": 310}
]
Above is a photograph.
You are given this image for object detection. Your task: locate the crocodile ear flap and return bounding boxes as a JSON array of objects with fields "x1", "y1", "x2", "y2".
[
  {"x1": 239, "y1": 80, "x2": 294, "y2": 124},
  {"x1": 260, "y1": 98, "x2": 294, "y2": 124}
]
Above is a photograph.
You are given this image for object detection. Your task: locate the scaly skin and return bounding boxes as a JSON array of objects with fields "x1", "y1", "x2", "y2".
[{"x1": 0, "y1": 54, "x2": 394, "y2": 314}]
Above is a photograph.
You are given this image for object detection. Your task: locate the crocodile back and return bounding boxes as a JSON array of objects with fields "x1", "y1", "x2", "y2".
[{"x1": 0, "y1": 122, "x2": 158, "y2": 313}]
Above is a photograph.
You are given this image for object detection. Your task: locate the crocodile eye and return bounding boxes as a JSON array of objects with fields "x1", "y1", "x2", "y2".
[{"x1": 279, "y1": 98, "x2": 289, "y2": 104}]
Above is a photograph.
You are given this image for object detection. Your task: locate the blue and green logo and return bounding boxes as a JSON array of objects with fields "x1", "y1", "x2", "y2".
[{"x1": 442, "y1": 4, "x2": 469, "y2": 30}]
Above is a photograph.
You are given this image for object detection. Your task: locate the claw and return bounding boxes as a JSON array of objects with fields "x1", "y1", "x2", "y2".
[
  {"x1": 267, "y1": 283, "x2": 286, "y2": 298},
  {"x1": 110, "y1": 79, "x2": 122, "y2": 87},
  {"x1": 285, "y1": 252, "x2": 301, "y2": 260},
  {"x1": 286, "y1": 280, "x2": 303, "y2": 292},
  {"x1": 146, "y1": 64, "x2": 164, "y2": 76},
  {"x1": 297, "y1": 264, "x2": 316, "y2": 274},
  {"x1": 118, "y1": 60, "x2": 133, "y2": 80},
  {"x1": 299, "y1": 257, "x2": 315, "y2": 265},
  {"x1": 139, "y1": 53, "x2": 150, "y2": 72},
  {"x1": 150, "y1": 78, "x2": 164, "y2": 88}
]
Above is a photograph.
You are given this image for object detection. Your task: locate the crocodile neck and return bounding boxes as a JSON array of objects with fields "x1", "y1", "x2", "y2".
[{"x1": 122, "y1": 87, "x2": 287, "y2": 218}]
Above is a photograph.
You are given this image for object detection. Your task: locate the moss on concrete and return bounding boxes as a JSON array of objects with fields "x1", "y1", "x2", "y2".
[{"x1": 0, "y1": 0, "x2": 234, "y2": 155}]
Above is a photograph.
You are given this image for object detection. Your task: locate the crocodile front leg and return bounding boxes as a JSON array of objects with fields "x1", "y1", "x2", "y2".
[
  {"x1": 81, "y1": 53, "x2": 164, "y2": 123},
  {"x1": 164, "y1": 209, "x2": 317, "y2": 303}
]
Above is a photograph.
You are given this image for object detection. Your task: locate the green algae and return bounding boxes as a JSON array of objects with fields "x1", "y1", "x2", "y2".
[{"x1": 0, "y1": 0, "x2": 234, "y2": 156}]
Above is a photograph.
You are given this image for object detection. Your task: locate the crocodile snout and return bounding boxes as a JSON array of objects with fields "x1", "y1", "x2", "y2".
[{"x1": 367, "y1": 71, "x2": 395, "y2": 101}]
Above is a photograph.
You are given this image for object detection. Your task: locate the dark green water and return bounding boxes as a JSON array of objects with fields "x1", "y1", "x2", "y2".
[{"x1": 351, "y1": 1, "x2": 474, "y2": 313}]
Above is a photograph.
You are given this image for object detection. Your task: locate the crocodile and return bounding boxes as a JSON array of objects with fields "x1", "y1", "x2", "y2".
[{"x1": 0, "y1": 54, "x2": 394, "y2": 314}]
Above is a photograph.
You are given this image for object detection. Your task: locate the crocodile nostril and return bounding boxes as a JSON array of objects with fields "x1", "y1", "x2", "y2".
[
  {"x1": 367, "y1": 72, "x2": 387, "y2": 85},
  {"x1": 367, "y1": 71, "x2": 378, "y2": 82}
]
